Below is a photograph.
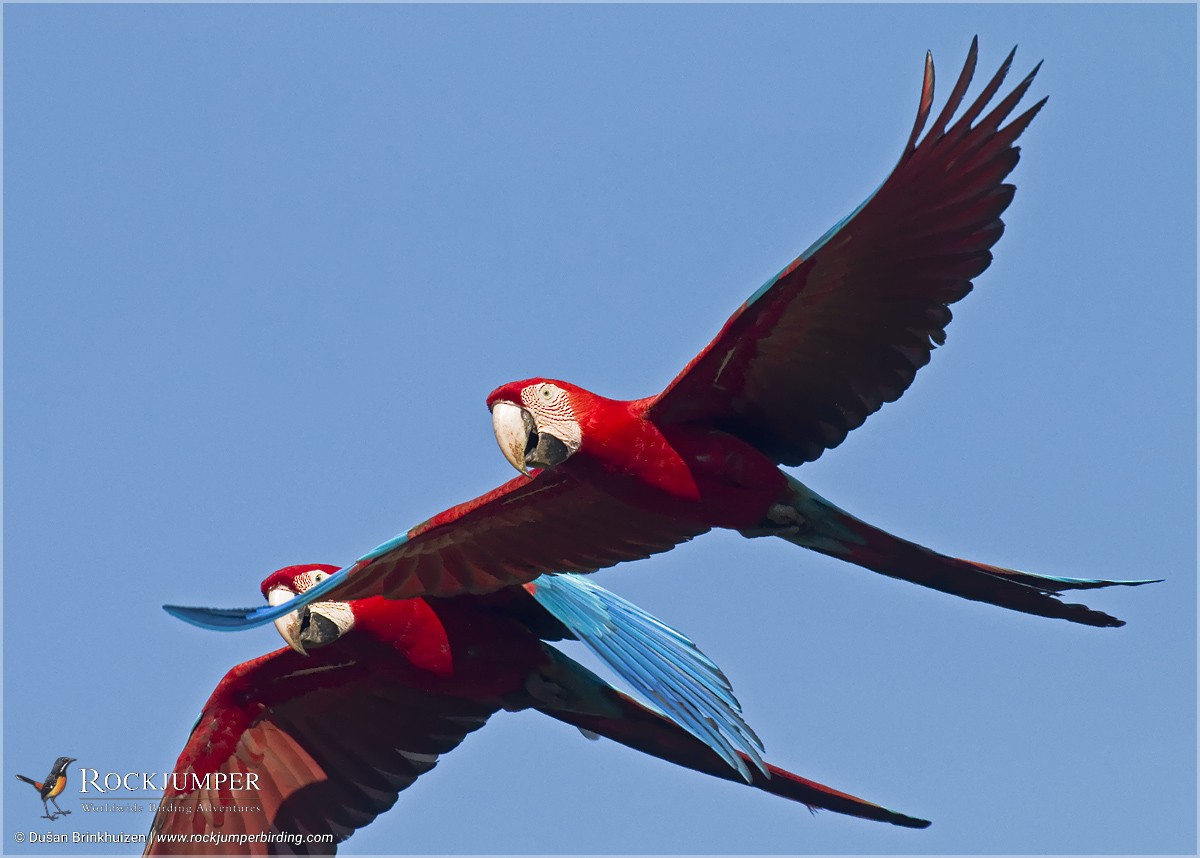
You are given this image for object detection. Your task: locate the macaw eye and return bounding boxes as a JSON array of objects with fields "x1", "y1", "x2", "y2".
[
  {"x1": 311, "y1": 571, "x2": 329, "y2": 584},
  {"x1": 539, "y1": 385, "x2": 554, "y2": 400}
]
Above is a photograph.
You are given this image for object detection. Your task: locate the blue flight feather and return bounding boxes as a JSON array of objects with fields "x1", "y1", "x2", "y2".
[
  {"x1": 982, "y1": 570, "x2": 1163, "y2": 591},
  {"x1": 162, "y1": 534, "x2": 412, "y2": 631},
  {"x1": 162, "y1": 534, "x2": 768, "y2": 782},
  {"x1": 530, "y1": 573, "x2": 766, "y2": 782},
  {"x1": 745, "y1": 180, "x2": 884, "y2": 309}
]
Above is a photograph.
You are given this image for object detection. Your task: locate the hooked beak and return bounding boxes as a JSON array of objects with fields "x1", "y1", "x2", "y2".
[
  {"x1": 491, "y1": 400, "x2": 573, "y2": 475},
  {"x1": 269, "y1": 586, "x2": 304, "y2": 654},
  {"x1": 297, "y1": 601, "x2": 355, "y2": 651},
  {"x1": 491, "y1": 401, "x2": 536, "y2": 476},
  {"x1": 269, "y1": 588, "x2": 355, "y2": 655}
]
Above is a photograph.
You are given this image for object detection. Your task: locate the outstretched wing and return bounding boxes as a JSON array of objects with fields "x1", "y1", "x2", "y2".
[
  {"x1": 527, "y1": 573, "x2": 766, "y2": 782},
  {"x1": 144, "y1": 645, "x2": 497, "y2": 855},
  {"x1": 650, "y1": 38, "x2": 1045, "y2": 465},
  {"x1": 168, "y1": 570, "x2": 766, "y2": 782},
  {"x1": 165, "y1": 468, "x2": 709, "y2": 631},
  {"x1": 541, "y1": 687, "x2": 930, "y2": 829}
]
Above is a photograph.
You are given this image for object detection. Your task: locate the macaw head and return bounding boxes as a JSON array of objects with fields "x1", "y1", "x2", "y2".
[
  {"x1": 260, "y1": 564, "x2": 355, "y2": 656},
  {"x1": 487, "y1": 378, "x2": 588, "y2": 476}
]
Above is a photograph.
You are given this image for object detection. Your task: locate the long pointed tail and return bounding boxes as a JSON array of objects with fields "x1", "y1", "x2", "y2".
[
  {"x1": 534, "y1": 651, "x2": 929, "y2": 829},
  {"x1": 765, "y1": 475, "x2": 1158, "y2": 628},
  {"x1": 15, "y1": 774, "x2": 41, "y2": 789}
]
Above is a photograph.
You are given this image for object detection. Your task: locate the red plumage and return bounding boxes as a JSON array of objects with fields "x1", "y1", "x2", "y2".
[
  {"x1": 308, "y1": 40, "x2": 1149, "y2": 629},
  {"x1": 147, "y1": 568, "x2": 929, "y2": 854}
]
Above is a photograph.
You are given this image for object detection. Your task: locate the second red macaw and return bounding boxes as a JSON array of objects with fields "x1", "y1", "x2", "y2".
[
  {"x1": 167, "y1": 39, "x2": 1155, "y2": 637},
  {"x1": 147, "y1": 565, "x2": 928, "y2": 854}
]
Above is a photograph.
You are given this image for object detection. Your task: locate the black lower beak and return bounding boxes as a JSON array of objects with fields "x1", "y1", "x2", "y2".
[
  {"x1": 526, "y1": 432, "x2": 571, "y2": 470},
  {"x1": 299, "y1": 608, "x2": 343, "y2": 650}
]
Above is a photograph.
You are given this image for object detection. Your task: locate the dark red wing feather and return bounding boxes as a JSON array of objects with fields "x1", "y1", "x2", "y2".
[
  {"x1": 649, "y1": 39, "x2": 1045, "y2": 465},
  {"x1": 331, "y1": 468, "x2": 709, "y2": 602},
  {"x1": 542, "y1": 689, "x2": 930, "y2": 829},
  {"x1": 144, "y1": 644, "x2": 497, "y2": 855}
]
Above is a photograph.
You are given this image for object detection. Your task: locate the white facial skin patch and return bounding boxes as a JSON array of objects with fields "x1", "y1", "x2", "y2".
[
  {"x1": 291, "y1": 569, "x2": 332, "y2": 594},
  {"x1": 269, "y1": 569, "x2": 355, "y2": 654},
  {"x1": 521, "y1": 383, "x2": 582, "y2": 455},
  {"x1": 308, "y1": 600, "x2": 356, "y2": 637}
]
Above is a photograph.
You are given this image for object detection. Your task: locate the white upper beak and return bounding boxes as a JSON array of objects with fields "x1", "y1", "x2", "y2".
[
  {"x1": 491, "y1": 401, "x2": 534, "y2": 476},
  {"x1": 269, "y1": 586, "x2": 306, "y2": 655}
]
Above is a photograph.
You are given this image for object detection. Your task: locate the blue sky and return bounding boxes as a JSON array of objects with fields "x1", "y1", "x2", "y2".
[{"x1": 3, "y1": 4, "x2": 1195, "y2": 855}]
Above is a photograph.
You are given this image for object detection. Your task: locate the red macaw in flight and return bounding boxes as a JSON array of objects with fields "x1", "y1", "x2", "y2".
[
  {"x1": 146, "y1": 565, "x2": 929, "y2": 855},
  {"x1": 182, "y1": 565, "x2": 773, "y2": 782},
  {"x1": 167, "y1": 39, "x2": 1154, "y2": 638}
]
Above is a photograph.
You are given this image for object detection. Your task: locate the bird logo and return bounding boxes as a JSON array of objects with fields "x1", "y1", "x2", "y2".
[{"x1": 15, "y1": 756, "x2": 76, "y2": 820}]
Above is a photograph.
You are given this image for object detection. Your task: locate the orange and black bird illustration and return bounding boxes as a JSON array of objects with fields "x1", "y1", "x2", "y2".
[{"x1": 15, "y1": 756, "x2": 76, "y2": 820}]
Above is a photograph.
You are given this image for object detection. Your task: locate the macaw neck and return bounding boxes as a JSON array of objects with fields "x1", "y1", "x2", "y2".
[
  {"x1": 568, "y1": 394, "x2": 785, "y2": 529},
  {"x1": 349, "y1": 597, "x2": 450, "y2": 674},
  {"x1": 349, "y1": 596, "x2": 545, "y2": 697},
  {"x1": 574, "y1": 394, "x2": 649, "y2": 455}
]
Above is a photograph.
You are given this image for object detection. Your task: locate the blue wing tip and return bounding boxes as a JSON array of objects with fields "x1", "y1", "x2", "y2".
[
  {"x1": 163, "y1": 559, "x2": 359, "y2": 632},
  {"x1": 162, "y1": 603, "x2": 264, "y2": 630},
  {"x1": 531, "y1": 573, "x2": 768, "y2": 782}
]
